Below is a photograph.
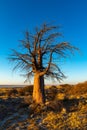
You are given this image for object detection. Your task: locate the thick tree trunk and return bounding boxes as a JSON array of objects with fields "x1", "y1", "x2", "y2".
[{"x1": 33, "y1": 72, "x2": 45, "y2": 104}]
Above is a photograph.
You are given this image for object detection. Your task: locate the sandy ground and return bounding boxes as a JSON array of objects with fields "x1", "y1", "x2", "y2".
[{"x1": 0, "y1": 83, "x2": 87, "y2": 130}]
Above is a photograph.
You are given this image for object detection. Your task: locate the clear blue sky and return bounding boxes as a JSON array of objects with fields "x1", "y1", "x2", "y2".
[{"x1": 0, "y1": 0, "x2": 87, "y2": 85}]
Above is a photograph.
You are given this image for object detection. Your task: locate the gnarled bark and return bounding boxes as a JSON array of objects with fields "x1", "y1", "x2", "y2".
[{"x1": 33, "y1": 72, "x2": 45, "y2": 104}]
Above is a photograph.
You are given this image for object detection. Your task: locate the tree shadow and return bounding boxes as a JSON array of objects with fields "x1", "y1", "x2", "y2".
[
  {"x1": 63, "y1": 98, "x2": 79, "y2": 112},
  {"x1": 0, "y1": 97, "x2": 29, "y2": 121},
  {"x1": 45, "y1": 98, "x2": 80, "y2": 113}
]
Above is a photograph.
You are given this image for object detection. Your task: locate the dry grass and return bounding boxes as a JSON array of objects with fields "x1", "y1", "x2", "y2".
[
  {"x1": 0, "y1": 81, "x2": 87, "y2": 129},
  {"x1": 67, "y1": 81, "x2": 87, "y2": 95}
]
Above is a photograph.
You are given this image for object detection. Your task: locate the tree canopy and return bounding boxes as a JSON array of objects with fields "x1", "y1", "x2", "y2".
[{"x1": 9, "y1": 23, "x2": 78, "y2": 83}]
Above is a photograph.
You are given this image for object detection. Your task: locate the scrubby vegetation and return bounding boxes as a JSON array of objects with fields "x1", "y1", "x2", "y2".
[{"x1": 0, "y1": 81, "x2": 87, "y2": 129}]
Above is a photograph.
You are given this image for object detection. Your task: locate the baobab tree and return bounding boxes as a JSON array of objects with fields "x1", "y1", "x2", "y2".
[{"x1": 9, "y1": 23, "x2": 78, "y2": 104}]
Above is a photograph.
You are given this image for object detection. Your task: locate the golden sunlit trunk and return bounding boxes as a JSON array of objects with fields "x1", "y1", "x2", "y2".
[{"x1": 33, "y1": 72, "x2": 45, "y2": 104}]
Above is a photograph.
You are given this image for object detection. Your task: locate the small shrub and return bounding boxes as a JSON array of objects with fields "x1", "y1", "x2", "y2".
[
  {"x1": 55, "y1": 93, "x2": 65, "y2": 100},
  {"x1": 18, "y1": 85, "x2": 33, "y2": 96},
  {"x1": 22, "y1": 85, "x2": 33, "y2": 95},
  {"x1": 7, "y1": 89, "x2": 18, "y2": 96},
  {"x1": 46, "y1": 86, "x2": 58, "y2": 101},
  {"x1": 46, "y1": 100, "x2": 63, "y2": 112},
  {"x1": 18, "y1": 88, "x2": 25, "y2": 96}
]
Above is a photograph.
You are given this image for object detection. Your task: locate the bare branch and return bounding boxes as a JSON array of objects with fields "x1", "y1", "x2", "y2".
[{"x1": 9, "y1": 23, "x2": 79, "y2": 82}]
